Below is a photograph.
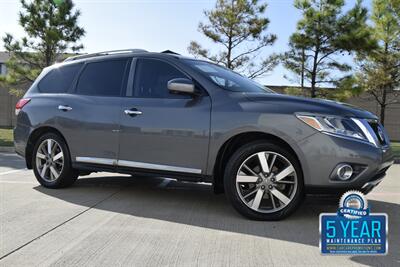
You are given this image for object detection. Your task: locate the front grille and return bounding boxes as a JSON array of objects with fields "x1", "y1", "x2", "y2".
[{"x1": 367, "y1": 121, "x2": 388, "y2": 146}]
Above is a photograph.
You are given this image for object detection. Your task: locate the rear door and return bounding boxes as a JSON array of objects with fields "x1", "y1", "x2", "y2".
[
  {"x1": 118, "y1": 58, "x2": 211, "y2": 175},
  {"x1": 56, "y1": 58, "x2": 131, "y2": 165}
]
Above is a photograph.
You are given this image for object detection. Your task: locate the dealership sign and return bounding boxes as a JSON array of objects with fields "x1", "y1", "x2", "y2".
[{"x1": 320, "y1": 191, "x2": 388, "y2": 255}]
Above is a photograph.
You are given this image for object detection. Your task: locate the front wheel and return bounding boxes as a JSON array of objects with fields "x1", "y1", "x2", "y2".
[
  {"x1": 224, "y1": 141, "x2": 304, "y2": 220},
  {"x1": 32, "y1": 133, "x2": 78, "y2": 188}
]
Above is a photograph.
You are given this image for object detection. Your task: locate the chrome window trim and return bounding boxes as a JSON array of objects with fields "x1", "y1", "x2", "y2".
[
  {"x1": 75, "y1": 157, "x2": 202, "y2": 174},
  {"x1": 126, "y1": 58, "x2": 137, "y2": 97}
]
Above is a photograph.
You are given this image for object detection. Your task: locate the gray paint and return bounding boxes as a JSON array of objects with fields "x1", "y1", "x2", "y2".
[
  {"x1": 14, "y1": 51, "x2": 394, "y2": 191},
  {"x1": 118, "y1": 96, "x2": 211, "y2": 173}
]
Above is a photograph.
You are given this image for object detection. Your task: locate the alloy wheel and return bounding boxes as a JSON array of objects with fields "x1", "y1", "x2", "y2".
[
  {"x1": 235, "y1": 151, "x2": 298, "y2": 213},
  {"x1": 35, "y1": 139, "x2": 64, "y2": 182}
]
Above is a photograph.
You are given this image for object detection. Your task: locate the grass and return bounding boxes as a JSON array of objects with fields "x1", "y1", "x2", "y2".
[
  {"x1": 0, "y1": 128, "x2": 13, "y2": 147},
  {"x1": 391, "y1": 142, "x2": 400, "y2": 158},
  {"x1": 0, "y1": 127, "x2": 399, "y2": 158}
]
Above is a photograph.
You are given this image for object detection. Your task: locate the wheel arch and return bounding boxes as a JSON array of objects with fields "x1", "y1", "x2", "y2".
[
  {"x1": 212, "y1": 131, "x2": 304, "y2": 193},
  {"x1": 25, "y1": 126, "x2": 69, "y2": 169}
]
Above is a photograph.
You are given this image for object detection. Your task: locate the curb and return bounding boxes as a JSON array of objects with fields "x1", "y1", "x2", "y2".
[{"x1": 0, "y1": 146, "x2": 15, "y2": 153}]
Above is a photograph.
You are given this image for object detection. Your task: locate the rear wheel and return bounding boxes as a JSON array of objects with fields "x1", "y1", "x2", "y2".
[
  {"x1": 32, "y1": 133, "x2": 78, "y2": 188},
  {"x1": 224, "y1": 141, "x2": 304, "y2": 220}
]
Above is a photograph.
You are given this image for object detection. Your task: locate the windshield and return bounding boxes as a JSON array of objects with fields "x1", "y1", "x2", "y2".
[{"x1": 184, "y1": 59, "x2": 275, "y2": 93}]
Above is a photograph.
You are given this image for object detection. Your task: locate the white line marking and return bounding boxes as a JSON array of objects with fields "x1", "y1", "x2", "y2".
[
  {"x1": 0, "y1": 169, "x2": 26, "y2": 176},
  {"x1": 368, "y1": 192, "x2": 400, "y2": 196},
  {"x1": 0, "y1": 181, "x2": 37, "y2": 184}
]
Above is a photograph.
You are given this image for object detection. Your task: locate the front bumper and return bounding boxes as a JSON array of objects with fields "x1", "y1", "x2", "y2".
[
  {"x1": 299, "y1": 131, "x2": 394, "y2": 194},
  {"x1": 360, "y1": 167, "x2": 388, "y2": 194}
]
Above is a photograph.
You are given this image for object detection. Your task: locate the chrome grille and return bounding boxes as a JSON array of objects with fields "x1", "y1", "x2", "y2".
[{"x1": 367, "y1": 120, "x2": 388, "y2": 146}]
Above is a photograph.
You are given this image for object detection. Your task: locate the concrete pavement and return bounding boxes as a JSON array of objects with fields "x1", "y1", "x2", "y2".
[{"x1": 0, "y1": 152, "x2": 399, "y2": 266}]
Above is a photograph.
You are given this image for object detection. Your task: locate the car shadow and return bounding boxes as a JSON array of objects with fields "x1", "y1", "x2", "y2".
[{"x1": 34, "y1": 175, "x2": 399, "y2": 266}]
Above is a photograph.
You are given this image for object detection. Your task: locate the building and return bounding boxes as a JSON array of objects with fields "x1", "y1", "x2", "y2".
[{"x1": 0, "y1": 51, "x2": 399, "y2": 140}]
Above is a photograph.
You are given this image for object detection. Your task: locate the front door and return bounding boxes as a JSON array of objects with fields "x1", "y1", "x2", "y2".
[{"x1": 118, "y1": 58, "x2": 211, "y2": 175}]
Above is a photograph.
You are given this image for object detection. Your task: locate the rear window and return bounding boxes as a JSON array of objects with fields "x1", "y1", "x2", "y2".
[
  {"x1": 76, "y1": 59, "x2": 129, "y2": 97},
  {"x1": 38, "y1": 63, "x2": 82, "y2": 93}
]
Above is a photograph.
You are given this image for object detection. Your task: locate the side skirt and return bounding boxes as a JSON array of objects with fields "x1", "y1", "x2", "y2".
[{"x1": 72, "y1": 162, "x2": 213, "y2": 183}]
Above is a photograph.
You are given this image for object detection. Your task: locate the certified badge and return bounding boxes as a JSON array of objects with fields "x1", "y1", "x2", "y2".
[
  {"x1": 338, "y1": 191, "x2": 369, "y2": 219},
  {"x1": 320, "y1": 191, "x2": 388, "y2": 255}
]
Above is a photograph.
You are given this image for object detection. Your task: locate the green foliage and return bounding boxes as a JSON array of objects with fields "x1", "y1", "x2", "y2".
[
  {"x1": 283, "y1": 0, "x2": 376, "y2": 98},
  {"x1": 283, "y1": 77, "x2": 363, "y2": 101},
  {"x1": 356, "y1": 0, "x2": 400, "y2": 125},
  {"x1": 0, "y1": 128, "x2": 13, "y2": 147},
  {"x1": 392, "y1": 142, "x2": 400, "y2": 157},
  {"x1": 283, "y1": 44, "x2": 308, "y2": 87},
  {"x1": 0, "y1": 0, "x2": 85, "y2": 97},
  {"x1": 332, "y1": 76, "x2": 363, "y2": 101},
  {"x1": 284, "y1": 87, "x2": 305, "y2": 97},
  {"x1": 188, "y1": 0, "x2": 279, "y2": 79}
]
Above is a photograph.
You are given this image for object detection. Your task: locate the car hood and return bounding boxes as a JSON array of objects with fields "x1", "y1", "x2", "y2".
[{"x1": 243, "y1": 92, "x2": 377, "y2": 120}]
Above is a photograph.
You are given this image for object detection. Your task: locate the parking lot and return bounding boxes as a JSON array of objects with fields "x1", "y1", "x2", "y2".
[{"x1": 0, "y1": 152, "x2": 398, "y2": 266}]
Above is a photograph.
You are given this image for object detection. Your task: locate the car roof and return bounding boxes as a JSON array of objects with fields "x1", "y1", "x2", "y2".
[{"x1": 61, "y1": 49, "x2": 194, "y2": 65}]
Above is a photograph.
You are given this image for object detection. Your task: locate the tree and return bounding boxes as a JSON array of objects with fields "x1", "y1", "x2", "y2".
[
  {"x1": 283, "y1": 0, "x2": 376, "y2": 98},
  {"x1": 283, "y1": 40, "x2": 308, "y2": 90},
  {"x1": 188, "y1": 0, "x2": 279, "y2": 79},
  {"x1": 356, "y1": 0, "x2": 400, "y2": 126},
  {"x1": 1, "y1": 0, "x2": 85, "y2": 97}
]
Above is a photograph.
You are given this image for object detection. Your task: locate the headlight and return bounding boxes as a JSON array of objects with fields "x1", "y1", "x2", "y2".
[{"x1": 297, "y1": 115, "x2": 373, "y2": 143}]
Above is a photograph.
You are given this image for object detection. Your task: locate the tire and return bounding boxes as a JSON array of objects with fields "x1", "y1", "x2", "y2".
[
  {"x1": 224, "y1": 141, "x2": 304, "y2": 220},
  {"x1": 32, "y1": 133, "x2": 78, "y2": 188}
]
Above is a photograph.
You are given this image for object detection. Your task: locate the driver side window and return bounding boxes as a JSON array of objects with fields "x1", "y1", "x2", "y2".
[{"x1": 133, "y1": 58, "x2": 189, "y2": 99}]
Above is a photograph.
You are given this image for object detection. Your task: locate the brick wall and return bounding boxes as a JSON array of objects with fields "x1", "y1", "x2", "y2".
[
  {"x1": 345, "y1": 94, "x2": 400, "y2": 141},
  {"x1": 0, "y1": 87, "x2": 18, "y2": 128}
]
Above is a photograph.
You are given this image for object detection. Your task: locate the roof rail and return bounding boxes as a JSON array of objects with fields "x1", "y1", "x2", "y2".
[
  {"x1": 161, "y1": 50, "x2": 180, "y2": 55},
  {"x1": 64, "y1": 49, "x2": 148, "y2": 62}
]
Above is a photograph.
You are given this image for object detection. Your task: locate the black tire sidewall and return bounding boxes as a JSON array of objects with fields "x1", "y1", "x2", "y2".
[
  {"x1": 224, "y1": 141, "x2": 304, "y2": 220},
  {"x1": 32, "y1": 133, "x2": 77, "y2": 188}
]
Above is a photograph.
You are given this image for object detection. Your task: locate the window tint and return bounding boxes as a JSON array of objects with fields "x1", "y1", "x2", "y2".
[
  {"x1": 184, "y1": 59, "x2": 275, "y2": 93},
  {"x1": 76, "y1": 59, "x2": 129, "y2": 96},
  {"x1": 38, "y1": 63, "x2": 82, "y2": 93},
  {"x1": 133, "y1": 59, "x2": 188, "y2": 98}
]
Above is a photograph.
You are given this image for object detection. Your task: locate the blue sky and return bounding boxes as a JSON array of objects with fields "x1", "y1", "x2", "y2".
[{"x1": 0, "y1": 0, "x2": 372, "y2": 86}]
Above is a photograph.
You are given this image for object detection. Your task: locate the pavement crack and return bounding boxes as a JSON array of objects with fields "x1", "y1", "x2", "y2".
[{"x1": 0, "y1": 189, "x2": 122, "y2": 261}]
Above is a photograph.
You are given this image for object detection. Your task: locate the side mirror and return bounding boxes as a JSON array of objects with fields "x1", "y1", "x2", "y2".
[{"x1": 167, "y1": 78, "x2": 196, "y2": 95}]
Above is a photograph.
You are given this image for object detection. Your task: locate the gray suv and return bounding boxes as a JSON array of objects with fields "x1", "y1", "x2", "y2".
[{"x1": 14, "y1": 49, "x2": 394, "y2": 220}]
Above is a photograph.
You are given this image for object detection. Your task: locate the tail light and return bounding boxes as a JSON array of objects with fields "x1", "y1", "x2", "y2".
[{"x1": 15, "y1": 98, "x2": 31, "y2": 115}]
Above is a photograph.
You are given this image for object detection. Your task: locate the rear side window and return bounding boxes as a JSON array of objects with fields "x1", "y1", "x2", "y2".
[
  {"x1": 38, "y1": 63, "x2": 82, "y2": 93},
  {"x1": 133, "y1": 59, "x2": 189, "y2": 98},
  {"x1": 76, "y1": 59, "x2": 129, "y2": 96}
]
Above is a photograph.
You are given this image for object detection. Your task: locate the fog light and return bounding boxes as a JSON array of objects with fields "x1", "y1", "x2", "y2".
[{"x1": 337, "y1": 164, "x2": 353, "y2": 180}]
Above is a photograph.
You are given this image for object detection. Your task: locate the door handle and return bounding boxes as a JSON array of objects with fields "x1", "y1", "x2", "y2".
[
  {"x1": 124, "y1": 109, "x2": 143, "y2": 116},
  {"x1": 58, "y1": 105, "x2": 72, "y2": 111}
]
